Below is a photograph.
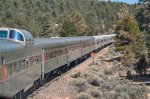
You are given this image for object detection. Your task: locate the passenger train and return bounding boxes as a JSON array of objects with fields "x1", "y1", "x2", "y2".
[{"x1": 0, "y1": 28, "x2": 116, "y2": 99}]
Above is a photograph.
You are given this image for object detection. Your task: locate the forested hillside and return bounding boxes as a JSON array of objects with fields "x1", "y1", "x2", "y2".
[
  {"x1": 114, "y1": 0, "x2": 150, "y2": 75},
  {"x1": 0, "y1": 0, "x2": 133, "y2": 37},
  {"x1": 135, "y1": 0, "x2": 150, "y2": 72}
]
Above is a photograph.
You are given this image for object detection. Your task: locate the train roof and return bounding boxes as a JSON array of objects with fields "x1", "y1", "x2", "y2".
[
  {"x1": 0, "y1": 39, "x2": 25, "y2": 52},
  {"x1": 60, "y1": 36, "x2": 94, "y2": 44},
  {"x1": 93, "y1": 34, "x2": 116, "y2": 39},
  {"x1": 34, "y1": 36, "x2": 94, "y2": 48},
  {"x1": 34, "y1": 38, "x2": 67, "y2": 48}
]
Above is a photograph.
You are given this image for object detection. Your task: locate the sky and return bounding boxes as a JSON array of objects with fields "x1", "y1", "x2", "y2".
[{"x1": 111, "y1": 0, "x2": 139, "y2": 4}]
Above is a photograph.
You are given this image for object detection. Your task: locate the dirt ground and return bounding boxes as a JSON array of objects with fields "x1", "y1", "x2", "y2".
[{"x1": 28, "y1": 47, "x2": 110, "y2": 99}]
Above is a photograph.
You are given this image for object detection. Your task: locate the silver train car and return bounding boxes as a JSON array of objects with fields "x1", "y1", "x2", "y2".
[{"x1": 0, "y1": 28, "x2": 116, "y2": 99}]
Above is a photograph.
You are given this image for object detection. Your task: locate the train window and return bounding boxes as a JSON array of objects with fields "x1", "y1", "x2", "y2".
[
  {"x1": 92, "y1": 42, "x2": 95, "y2": 45},
  {"x1": 0, "y1": 30, "x2": 7, "y2": 38},
  {"x1": 82, "y1": 43, "x2": 90, "y2": 49},
  {"x1": 97, "y1": 41, "x2": 99, "y2": 44},
  {"x1": 13, "y1": 62, "x2": 17, "y2": 73},
  {"x1": 16, "y1": 61, "x2": 21, "y2": 72},
  {"x1": 33, "y1": 56, "x2": 41, "y2": 65},
  {"x1": 34, "y1": 56, "x2": 37, "y2": 64},
  {"x1": 26, "y1": 60, "x2": 29, "y2": 68},
  {"x1": 49, "y1": 52, "x2": 52, "y2": 59},
  {"x1": 54, "y1": 50, "x2": 59, "y2": 57},
  {"x1": 9, "y1": 30, "x2": 24, "y2": 41},
  {"x1": 57, "y1": 49, "x2": 64, "y2": 56},
  {"x1": 36, "y1": 55, "x2": 41, "y2": 64},
  {"x1": 65, "y1": 48, "x2": 68, "y2": 54},
  {"x1": 69, "y1": 45, "x2": 81, "y2": 52},
  {"x1": 6, "y1": 65, "x2": 10, "y2": 77},
  {"x1": 29, "y1": 57, "x2": 34, "y2": 67},
  {"x1": 50, "y1": 51, "x2": 56, "y2": 58},
  {"x1": 21, "y1": 60, "x2": 25, "y2": 69},
  {"x1": 9, "y1": 64, "x2": 13, "y2": 75}
]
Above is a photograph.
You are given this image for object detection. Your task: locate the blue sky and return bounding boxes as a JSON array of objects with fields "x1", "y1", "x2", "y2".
[{"x1": 111, "y1": 0, "x2": 139, "y2": 4}]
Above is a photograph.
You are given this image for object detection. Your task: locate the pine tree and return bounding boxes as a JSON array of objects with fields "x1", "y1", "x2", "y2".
[
  {"x1": 60, "y1": 16, "x2": 77, "y2": 37},
  {"x1": 136, "y1": 0, "x2": 150, "y2": 69},
  {"x1": 70, "y1": 12, "x2": 88, "y2": 36},
  {"x1": 115, "y1": 5, "x2": 147, "y2": 69}
]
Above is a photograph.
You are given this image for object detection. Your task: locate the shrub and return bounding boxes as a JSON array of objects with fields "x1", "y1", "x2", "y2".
[
  {"x1": 108, "y1": 91, "x2": 116, "y2": 99},
  {"x1": 102, "y1": 75, "x2": 108, "y2": 80},
  {"x1": 141, "y1": 84, "x2": 148, "y2": 94},
  {"x1": 90, "y1": 89, "x2": 102, "y2": 98},
  {"x1": 101, "y1": 82, "x2": 113, "y2": 91},
  {"x1": 119, "y1": 79, "x2": 130, "y2": 85},
  {"x1": 116, "y1": 92, "x2": 131, "y2": 99},
  {"x1": 80, "y1": 72, "x2": 93, "y2": 79},
  {"x1": 104, "y1": 68, "x2": 113, "y2": 75},
  {"x1": 115, "y1": 84, "x2": 128, "y2": 93},
  {"x1": 75, "y1": 92, "x2": 91, "y2": 99},
  {"x1": 71, "y1": 72, "x2": 81, "y2": 78},
  {"x1": 87, "y1": 76, "x2": 101, "y2": 86},
  {"x1": 71, "y1": 79, "x2": 88, "y2": 93},
  {"x1": 126, "y1": 70, "x2": 133, "y2": 80},
  {"x1": 90, "y1": 66, "x2": 99, "y2": 72},
  {"x1": 97, "y1": 71, "x2": 104, "y2": 77},
  {"x1": 128, "y1": 85, "x2": 145, "y2": 99},
  {"x1": 103, "y1": 91, "x2": 110, "y2": 99},
  {"x1": 128, "y1": 89, "x2": 137, "y2": 99}
]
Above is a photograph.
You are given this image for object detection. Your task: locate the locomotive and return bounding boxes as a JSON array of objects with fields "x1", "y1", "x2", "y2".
[{"x1": 0, "y1": 28, "x2": 116, "y2": 99}]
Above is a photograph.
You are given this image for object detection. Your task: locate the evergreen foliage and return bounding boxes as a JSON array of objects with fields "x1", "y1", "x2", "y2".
[
  {"x1": 115, "y1": 5, "x2": 147, "y2": 68},
  {"x1": 0, "y1": 0, "x2": 133, "y2": 37},
  {"x1": 136, "y1": 2, "x2": 150, "y2": 33},
  {"x1": 136, "y1": 1, "x2": 150, "y2": 70},
  {"x1": 135, "y1": 55, "x2": 148, "y2": 75},
  {"x1": 60, "y1": 16, "x2": 77, "y2": 37}
]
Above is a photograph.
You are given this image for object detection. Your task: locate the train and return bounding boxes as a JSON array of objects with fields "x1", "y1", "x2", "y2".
[{"x1": 0, "y1": 28, "x2": 116, "y2": 99}]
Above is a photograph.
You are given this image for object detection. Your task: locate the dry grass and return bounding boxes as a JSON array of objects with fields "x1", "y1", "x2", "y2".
[
  {"x1": 87, "y1": 75, "x2": 101, "y2": 87},
  {"x1": 75, "y1": 92, "x2": 91, "y2": 99},
  {"x1": 90, "y1": 89, "x2": 102, "y2": 98},
  {"x1": 71, "y1": 78, "x2": 88, "y2": 93},
  {"x1": 104, "y1": 68, "x2": 113, "y2": 75}
]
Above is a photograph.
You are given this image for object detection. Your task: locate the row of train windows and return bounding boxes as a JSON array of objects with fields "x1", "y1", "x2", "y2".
[
  {"x1": 69, "y1": 43, "x2": 92, "y2": 51},
  {"x1": 45, "y1": 43, "x2": 92, "y2": 61},
  {"x1": 97, "y1": 39, "x2": 112, "y2": 44},
  {"x1": 92, "y1": 42, "x2": 95, "y2": 45},
  {"x1": 5, "y1": 55, "x2": 41, "y2": 78},
  {"x1": 45, "y1": 49, "x2": 65, "y2": 60},
  {"x1": 82, "y1": 43, "x2": 91, "y2": 48},
  {"x1": 69, "y1": 45, "x2": 81, "y2": 52}
]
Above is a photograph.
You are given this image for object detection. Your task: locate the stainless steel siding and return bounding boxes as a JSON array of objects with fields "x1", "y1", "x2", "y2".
[
  {"x1": 68, "y1": 50, "x2": 81, "y2": 62},
  {"x1": 44, "y1": 58, "x2": 58, "y2": 74}
]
